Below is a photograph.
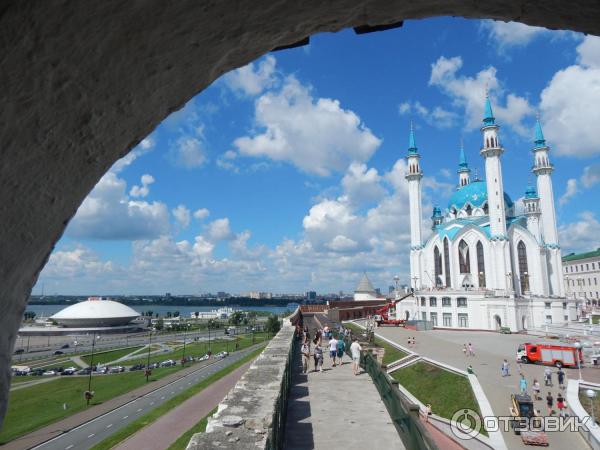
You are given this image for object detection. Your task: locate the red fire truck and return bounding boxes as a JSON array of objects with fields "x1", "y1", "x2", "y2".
[
  {"x1": 373, "y1": 292, "x2": 413, "y2": 326},
  {"x1": 516, "y1": 342, "x2": 583, "y2": 368}
]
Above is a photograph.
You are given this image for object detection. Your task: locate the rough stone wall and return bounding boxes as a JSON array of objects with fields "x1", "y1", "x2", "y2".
[
  {"x1": 186, "y1": 321, "x2": 296, "y2": 449},
  {"x1": 2, "y1": 0, "x2": 600, "y2": 429}
]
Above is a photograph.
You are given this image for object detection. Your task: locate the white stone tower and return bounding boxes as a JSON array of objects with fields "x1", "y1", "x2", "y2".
[
  {"x1": 405, "y1": 122, "x2": 423, "y2": 290},
  {"x1": 523, "y1": 183, "x2": 542, "y2": 243},
  {"x1": 457, "y1": 141, "x2": 471, "y2": 188},
  {"x1": 480, "y1": 94, "x2": 511, "y2": 291},
  {"x1": 532, "y1": 118, "x2": 565, "y2": 297}
]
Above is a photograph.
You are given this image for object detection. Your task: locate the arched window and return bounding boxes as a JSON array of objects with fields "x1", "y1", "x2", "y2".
[
  {"x1": 443, "y1": 238, "x2": 451, "y2": 287},
  {"x1": 434, "y1": 246, "x2": 443, "y2": 287},
  {"x1": 465, "y1": 204, "x2": 472, "y2": 216},
  {"x1": 483, "y1": 202, "x2": 489, "y2": 215},
  {"x1": 458, "y1": 240, "x2": 470, "y2": 274},
  {"x1": 518, "y1": 241, "x2": 529, "y2": 292},
  {"x1": 477, "y1": 241, "x2": 485, "y2": 288}
]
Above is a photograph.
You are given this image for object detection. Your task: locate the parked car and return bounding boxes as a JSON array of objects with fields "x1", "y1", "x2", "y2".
[
  {"x1": 29, "y1": 369, "x2": 44, "y2": 376},
  {"x1": 94, "y1": 366, "x2": 108, "y2": 374},
  {"x1": 53, "y1": 350, "x2": 64, "y2": 355},
  {"x1": 61, "y1": 343, "x2": 70, "y2": 349},
  {"x1": 148, "y1": 362, "x2": 159, "y2": 369},
  {"x1": 160, "y1": 359, "x2": 175, "y2": 367},
  {"x1": 198, "y1": 354, "x2": 210, "y2": 361},
  {"x1": 215, "y1": 351, "x2": 229, "y2": 359},
  {"x1": 109, "y1": 366, "x2": 124, "y2": 373},
  {"x1": 13, "y1": 348, "x2": 25, "y2": 354},
  {"x1": 129, "y1": 364, "x2": 145, "y2": 371},
  {"x1": 62, "y1": 367, "x2": 77, "y2": 375},
  {"x1": 77, "y1": 367, "x2": 92, "y2": 375},
  {"x1": 42, "y1": 370, "x2": 57, "y2": 376}
]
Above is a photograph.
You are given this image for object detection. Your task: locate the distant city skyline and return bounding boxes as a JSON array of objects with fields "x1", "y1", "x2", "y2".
[{"x1": 34, "y1": 18, "x2": 600, "y2": 295}]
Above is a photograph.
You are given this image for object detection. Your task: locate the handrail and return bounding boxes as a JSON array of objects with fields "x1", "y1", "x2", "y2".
[{"x1": 336, "y1": 330, "x2": 437, "y2": 450}]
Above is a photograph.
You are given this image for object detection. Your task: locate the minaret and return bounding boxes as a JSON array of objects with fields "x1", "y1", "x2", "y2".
[
  {"x1": 532, "y1": 118, "x2": 565, "y2": 297},
  {"x1": 431, "y1": 206, "x2": 443, "y2": 230},
  {"x1": 458, "y1": 141, "x2": 471, "y2": 188},
  {"x1": 405, "y1": 122, "x2": 424, "y2": 290},
  {"x1": 480, "y1": 93, "x2": 511, "y2": 291},
  {"x1": 523, "y1": 183, "x2": 542, "y2": 243}
]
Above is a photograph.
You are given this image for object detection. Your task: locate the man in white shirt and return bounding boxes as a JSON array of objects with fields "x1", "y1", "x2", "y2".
[
  {"x1": 350, "y1": 337, "x2": 362, "y2": 376},
  {"x1": 329, "y1": 336, "x2": 338, "y2": 367}
]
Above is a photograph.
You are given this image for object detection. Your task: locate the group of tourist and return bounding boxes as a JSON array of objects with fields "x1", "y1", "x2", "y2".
[
  {"x1": 300, "y1": 325, "x2": 363, "y2": 376},
  {"x1": 500, "y1": 358, "x2": 569, "y2": 416}
]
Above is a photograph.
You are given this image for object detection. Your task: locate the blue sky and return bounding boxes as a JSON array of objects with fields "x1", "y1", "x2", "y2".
[{"x1": 36, "y1": 17, "x2": 600, "y2": 295}]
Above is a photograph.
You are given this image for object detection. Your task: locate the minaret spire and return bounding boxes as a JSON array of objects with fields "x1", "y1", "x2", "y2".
[
  {"x1": 457, "y1": 139, "x2": 471, "y2": 187},
  {"x1": 408, "y1": 120, "x2": 418, "y2": 154}
]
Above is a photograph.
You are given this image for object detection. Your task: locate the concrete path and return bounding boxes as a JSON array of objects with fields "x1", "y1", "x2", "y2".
[
  {"x1": 284, "y1": 333, "x2": 404, "y2": 450},
  {"x1": 113, "y1": 359, "x2": 254, "y2": 450},
  {"x1": 369, "y1": 324, "x2": 591, "y2": 450},
  {"x1": 9, "y1": 377, "x2": 58, "y2": 392}
]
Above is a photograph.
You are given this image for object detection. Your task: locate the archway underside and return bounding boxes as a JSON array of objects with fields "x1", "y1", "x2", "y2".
[{"x1": 1, "y1": 0, "x2": 599, "y2": 428}]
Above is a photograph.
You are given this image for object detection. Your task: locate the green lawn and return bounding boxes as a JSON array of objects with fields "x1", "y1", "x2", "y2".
[
  {"x1": 81, "y1": 346, "x2": 143, "y2": 365},
  {"x1": 391, "y1": 362, "x2": 481, "y2": 421},
  {"x1": 167, "y1": 407, "x2": 216, "y2": 450},
  {"x1": 344, "y1": 323, "x2": 407, "y2": 365},
  {"x1": 90, "y1": 346, "x2": 267, "y2": 450}
]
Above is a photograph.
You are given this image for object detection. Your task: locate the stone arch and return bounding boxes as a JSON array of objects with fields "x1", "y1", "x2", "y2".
[
  {"x1": 3, "y1": 0, "x2": 600, "y2": 428},
  {"x1": 522, "y1": 315, "x2": 528, "y2": 330},
  {"x1": 493, "y1": 314, "x2": 502, "y2": 330}
]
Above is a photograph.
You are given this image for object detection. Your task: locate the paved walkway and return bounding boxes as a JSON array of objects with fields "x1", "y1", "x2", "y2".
[
  {"x1": 113, "y1": 359, "x2": 254, "y2": 450},
  {"x1": 284, "y1": 329, "x2": 404, "y2": 449},
  {"x1": 369, "y1": 324, "x2": 591, "y2": 450}
]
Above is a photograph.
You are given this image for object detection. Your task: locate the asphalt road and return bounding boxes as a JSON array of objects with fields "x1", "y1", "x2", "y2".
[
  {"x1": 14, "y1": 329, "x2": 233, "y2": 362},
  {"x1": 31, "y1": 345, "x2": 260, "y2": 450}
]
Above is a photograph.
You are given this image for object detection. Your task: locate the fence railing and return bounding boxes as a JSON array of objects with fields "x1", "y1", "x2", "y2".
[
  {"x1": 266, "y1": 328, "x2": 298, "y2": 449},
  {"x1": 336, "y1": 330, "x2": 437, "y2": 450}
]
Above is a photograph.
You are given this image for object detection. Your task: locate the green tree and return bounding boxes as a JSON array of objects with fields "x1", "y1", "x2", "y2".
[
  {"x1": 265, "y1": 315, "x2": 281, "y2": 334},
  {"x1": 228, "y1": 311, "x2": 244, "y2": 326},
  {"x1": 155, "y1": 318, "x2": 164, "y2": 331},
  {"x1": 173, "y1": 311, "x2": 180, "y2": 318},
  {"x1": 23, "y1": 311, "x2": 36, "y2": 321}
]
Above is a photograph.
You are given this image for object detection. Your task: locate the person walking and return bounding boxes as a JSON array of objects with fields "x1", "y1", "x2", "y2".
[
  {"x1": 350, "y1": 337, "x2": 362, "y2": 376},
  {"x1": 301, "y1": 340, "x2": 310, "y2": 374},
  {"x1": 468, "y1": 343, "x2": 475, "y2": 357},
  {"x1": 557, "y1": 393, "x2": 566, "y2": 417},
  {"x1": 519, "y1": 374, "x2": 528, "y2": 394},
  {"x1": 557, "y1": 368, "x2": 566, "y2": 390},
  {"x1": 546, "y1": 392, "x2": 554, "y2": 416},
  {"x1": 544, "y1": 367, "x2": 553, "y2": 387},
  {"x1": 314, "y1": 343, "x2": 324, "y2": 372},
  {"x1": 329, "y1": 335, "x2": 338, "y2": 367},
  {"x1": 462, "y1": 344, "x2": 468, "y2": 357},
  {"x1": 337, "y1": 337, "x2": 345, "y2": 364},
  {"x1": 501, "y1": 359, "x2": 510, "y2": 377},
  {"x1": 533, "y1": 379, "x2": 541, "y2": 400},
  {"x1": 407, "y1": 336, "x2": 412, "y2": 348}
]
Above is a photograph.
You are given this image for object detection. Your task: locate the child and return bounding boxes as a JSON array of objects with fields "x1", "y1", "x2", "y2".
[
  {"x1": 462, "y1": 344, "x2": 468, "y2": 357},
  {"x1": 557, "y1": 393, "x2": 566, "y2": 417},
  {"x1": 314, "y1": 344, "x2": 323, "y2": 372}
]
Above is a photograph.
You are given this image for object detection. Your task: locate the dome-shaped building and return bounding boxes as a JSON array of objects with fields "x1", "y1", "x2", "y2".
[{"x1": 50, "y1": 298, "x2": 140, "y2": 328}]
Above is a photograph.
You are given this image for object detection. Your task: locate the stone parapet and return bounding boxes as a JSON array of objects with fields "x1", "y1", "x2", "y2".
[{"x1": 186, "y1": 321, "x2": 296, "y2": 449}]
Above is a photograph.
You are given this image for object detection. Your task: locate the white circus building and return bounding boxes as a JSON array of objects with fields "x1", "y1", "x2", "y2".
[
  {"x1": 50, "y1": 297, "x2": 141, "y2": 328},
  {"x1": 399, "y1": 95, "x2": 578, "y2": 331}
]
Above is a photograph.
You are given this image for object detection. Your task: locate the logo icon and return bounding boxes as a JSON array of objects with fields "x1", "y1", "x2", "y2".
[{"x1": 450, "y1": 408, "x2": 482, "y2": 440}]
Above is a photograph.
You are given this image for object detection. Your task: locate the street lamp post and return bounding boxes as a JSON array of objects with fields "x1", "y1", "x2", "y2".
[
  {"x1": 575, "y1": 342, "x2": 583, "y2": 380},
  {"x1": 145, "y1": 329, "x2": 153, "y2": 382},
  {"x1": 181, "y1": 323, "x2": 188, "y2": 367},
  {"x1": 587, "y1": 389, "x2": 597, "y2": 425},
  {"x1": 86, "y1": 335, "x2": 98, "y2": 406}
]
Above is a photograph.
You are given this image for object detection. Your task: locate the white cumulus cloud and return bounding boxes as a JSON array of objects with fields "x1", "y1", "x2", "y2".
[
  {"x1": 234, "y1": 75, "x2": 381, "y2": 176},
  {"x1": 168, "y1": 137, "x2": 207, "y2": 168},
  {"x1": 480, "y1": 21, "x2": 547, "y2": 52},
  {"x1": 129, "y1": 174, "x2": 155, "y2": 198},
  {"x1": 223, "y1": 55, "x2": 278, "y2": 97},
  {"x1": 193, "y1": 208, "x2": 210, "y2": 221},
  {"x1": 172, "y1": 205, "x2": 191, "y2": 229}
]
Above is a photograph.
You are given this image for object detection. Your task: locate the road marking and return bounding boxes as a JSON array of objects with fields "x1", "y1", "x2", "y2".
[
  {"x1": 171, "y1": 391, "x2": 175, "y2": 394},
  {"x1": 188, "y1": 382, "x2": 191, "y2": 385},
  {"x1": 65, "y1": 445, "x2": 74, "y2": 450},
  {"x1": 150, "y1": 402, "x2": 155, "y2": 405},
  {"x1": 106, "y1": 423, "x2": 113, "y2": 429},
  {"x1": 137, "y1": 408, "x2": 143, "y2": 412},
  {"x1": 161, "y1": 396, "x2": 165, "y2": 400},
  {"x1": 123, "y1": 415, "x2": 128, "y2": 419},
  {"x1": 88, "y1": 433, "x2": 95, "y2": 438}
]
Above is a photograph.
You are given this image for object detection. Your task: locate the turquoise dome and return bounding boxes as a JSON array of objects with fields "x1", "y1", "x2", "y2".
[{"x1": 448, "y1": 180, "x2": 514, "y2": 212}]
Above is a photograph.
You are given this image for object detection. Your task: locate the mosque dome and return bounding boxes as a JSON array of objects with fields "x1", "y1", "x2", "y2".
[{"x1": 448, "y1": 180, "x2": 514, "y2": 212}]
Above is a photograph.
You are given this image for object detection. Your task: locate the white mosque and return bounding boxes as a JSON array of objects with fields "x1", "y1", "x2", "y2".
[{"x1": 399, "y1": 94, "x2": 578, "y2": 331}]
